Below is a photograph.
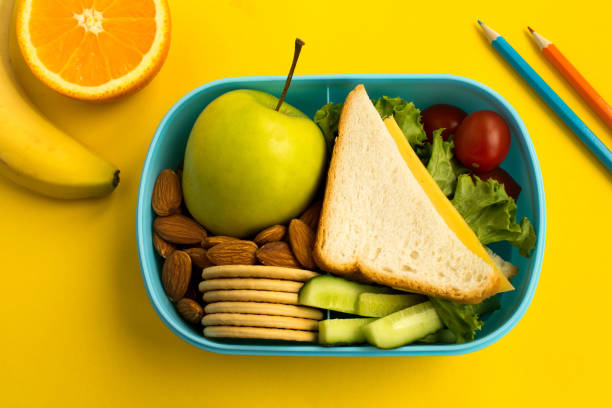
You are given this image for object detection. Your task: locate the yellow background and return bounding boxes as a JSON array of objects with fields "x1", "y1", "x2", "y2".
[{"x1": 1, "y1": 0, "x2": 611, "y2": 406}]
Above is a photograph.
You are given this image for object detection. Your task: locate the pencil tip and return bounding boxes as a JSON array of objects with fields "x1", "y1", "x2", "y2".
[
  {"x1": 527, "y1": 26, "x2": 534, "y2": 33},
  {"x1": 477, "y1": 19, "x2": 483, "y2": 25}
]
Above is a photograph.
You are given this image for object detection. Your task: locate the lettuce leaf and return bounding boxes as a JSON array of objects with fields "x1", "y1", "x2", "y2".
[
  {"x1": 473, "y1": 295, "x2": 501, "y2": 316},
  {"x1": 428, "y1": 298, "x2": 482, "y2": 343},
  {"x1": 428, "y1": 296, "x2": 500, "y2": 343},
  {"x1": 426, "y1": 130, "x2": 468, "y2": 196},
  {"x1": 451, "y1": 174, "x2": 537, "y2": 257},
  {"x1": 313, "y1": 96, "x2": 428, "y2": 155},
  {"x1": 372, "y1": 96, "x2": 427, "y2": 149},
  {"x1": 418, "y1": 328, "x2": 457, "y2": 344},
  {"x1": 313, "y1": 102, "x2": 343, "y2": 151}
]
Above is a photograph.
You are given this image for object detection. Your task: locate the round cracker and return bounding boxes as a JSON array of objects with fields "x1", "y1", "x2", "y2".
[
  {"x1": 202, "y1": 290, "x2": 298, "y2": 305},
  {"x1": 202, "y1": 313, "x2": 319, "y2": 331},
  {"x1": 204, "y1": 301, "x2": 323, "y2": 320},
  {"x1": 198, "y1": 278, "x2": 303, "y2": 293},
  {"x1": 202, "y1": 265, "x2": 319, "y2": 282},
  {"x1": 204, "y1": 326, "x2": 317, "y2": 342}
]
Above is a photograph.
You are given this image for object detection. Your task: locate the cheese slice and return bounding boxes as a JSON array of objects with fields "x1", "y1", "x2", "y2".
[{"x1": 384, "y1": 117, "x2": 513, "y2": 293}]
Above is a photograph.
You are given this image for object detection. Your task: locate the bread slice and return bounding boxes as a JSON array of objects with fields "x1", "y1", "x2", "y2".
[{"x1": 313, "y1": 85, "x2": 507, "y2": 304}]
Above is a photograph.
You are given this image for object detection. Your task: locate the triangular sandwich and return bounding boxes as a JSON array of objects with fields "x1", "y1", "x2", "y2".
[{"x1": 313, "y1": 85, "x2": 512, "y2": 303}]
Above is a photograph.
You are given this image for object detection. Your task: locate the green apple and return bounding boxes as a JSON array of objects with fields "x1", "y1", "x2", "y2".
[{"x1": 182, "y1": 89, "x2": 327, "y2": 238}]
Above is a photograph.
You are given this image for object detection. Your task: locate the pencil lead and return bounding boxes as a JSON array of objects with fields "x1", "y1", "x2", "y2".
[
  {"x1": 527, "y1": 26, "x2": 534, "y2": 34},
  {"x1": 477, "y1": 19, "x2": 483, "y2": 25}
]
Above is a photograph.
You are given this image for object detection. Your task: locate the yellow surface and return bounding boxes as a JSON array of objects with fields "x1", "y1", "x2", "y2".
[
  {"x1": 1, "y1": 0, "x2": 611, "y2": 406},
  {"x1": 385, "y1": 116, "x2": 512, "y2": 295}
]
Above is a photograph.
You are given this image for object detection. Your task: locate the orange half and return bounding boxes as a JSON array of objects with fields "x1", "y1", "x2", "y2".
[{"x1": 16, "y1": 0, "x2": 171, "y2": 101}]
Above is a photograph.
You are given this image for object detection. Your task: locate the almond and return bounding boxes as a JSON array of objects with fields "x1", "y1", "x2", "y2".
[
  {"x1": 154, "y1": 214, "x2": 207, "y2": 245},
  {"x1": 152, "y1": 169, "x2": 182, "y2": 216},
  {"x1": 153, "y1": 232, "x2": 175, "y2": 258},
  {"x1": 256, "y1": 241, "x2": 300, "y2": 268},
  {"x1": 203, "y1": 235, "x2": 240, "y2": 249},
  {"x1": 253, "y1": 224, "x2": 286, "y2": 246},
  {"x1": 288, "y1": 219, "x2": 316, "y2": 269},
  {"x1": 162, "y1": 250, "x2": 192, "y2": 302},
  {"x1": 299, "y1": 200, "x2": 322, "y2": 232},
  {"x1": 207, "y1": 240, "x2": 258, "y2": 265},
  {"x1": 185, "y1": 247, "x2": 214, "y2": 269},
  {"x1": 176, "y1": 298, "x2": 204, "y2": 324}
]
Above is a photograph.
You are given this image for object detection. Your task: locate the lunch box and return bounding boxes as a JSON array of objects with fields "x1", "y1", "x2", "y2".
[{"x1": 136, "y1": 74, "x2": 546, "y2": 356}]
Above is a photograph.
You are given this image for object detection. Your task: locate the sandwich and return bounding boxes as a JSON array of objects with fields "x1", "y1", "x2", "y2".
[{"x1": 313, "y1": 85, "x2": 513, "y2": 304}]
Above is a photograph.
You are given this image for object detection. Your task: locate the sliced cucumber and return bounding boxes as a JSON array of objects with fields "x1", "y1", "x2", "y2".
[
  {"x1": 298, "y1": 275, "x2": 394, "y2": 314},
  {"x1": 362, "y1": 301, "x2": 443, "y2": 349},
  {"x1": 356, "y1": 293, "x2": 426, "y2": 317},
  {"x1": 318, "y1": 318, "x2": 376, "y2": 345}
]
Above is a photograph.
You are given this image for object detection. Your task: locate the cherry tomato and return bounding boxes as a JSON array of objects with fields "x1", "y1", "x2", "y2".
[
  {"x1": 422, "y1": 104, "x2": 467, "y2": 142},
  {"x1": 473, "y1": 168, "x2": 522, "y2": 200},
  {"x1": 454, "y1": 110, "x2": 510, "y2": 172}
]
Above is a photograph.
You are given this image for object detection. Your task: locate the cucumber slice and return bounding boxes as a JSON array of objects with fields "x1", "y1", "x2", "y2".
[
  {"x1": 298, "y1": 275, "x2": 394, "y2": 314},
  {"x1": 356, "y1": 293, "x2": 426, "y2": 317},
  {"x1": 318, "y1": 318, "x2": 376, "y2": 345},
  {"x1": 362, "y1": 301, "x2": 443, "y2": 349}
]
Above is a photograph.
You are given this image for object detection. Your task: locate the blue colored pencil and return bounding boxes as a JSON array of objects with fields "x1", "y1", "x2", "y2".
[{"x1": 478, "y1": 21, "x2": 612, "y2": 173}]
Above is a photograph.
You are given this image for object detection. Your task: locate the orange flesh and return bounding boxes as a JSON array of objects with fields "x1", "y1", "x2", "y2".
[{"x1": 28, "y1": 0, "x2": 157, "y2": 86}]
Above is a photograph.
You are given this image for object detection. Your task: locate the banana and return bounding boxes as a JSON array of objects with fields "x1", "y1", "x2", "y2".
[{"x1": 0, "y1": 0, "x2": 119, "y2": 199}]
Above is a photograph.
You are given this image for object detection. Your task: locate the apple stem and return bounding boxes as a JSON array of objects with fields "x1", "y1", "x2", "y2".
[{"x1": 275, "y1": 38, "x2": 305, "y2": 111}]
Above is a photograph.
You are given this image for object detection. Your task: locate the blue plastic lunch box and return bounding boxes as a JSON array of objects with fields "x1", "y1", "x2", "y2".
[{"x1": 136, "y1": 74, "x2": 546, "y2": 356}]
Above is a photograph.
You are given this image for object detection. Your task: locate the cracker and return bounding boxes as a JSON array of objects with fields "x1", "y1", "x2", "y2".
[
  {"x1": 204, "y1": 326, "x2": 317, "y2": 342},
  {"x1": 198, "y1": 278, "x2": 303, "y2": 293},
  {"x1": 202, "y1": 265, "x2": 319, "y2": 282},
  {"x1": 202, "y1": 313, "x2": 319, "y2": 331},
  {"x1": 202, "y1": 290, "x2": 298, "y2": 305},
  {"x1": 204, "y1": 301, "x2": 323, "y2": 320}
]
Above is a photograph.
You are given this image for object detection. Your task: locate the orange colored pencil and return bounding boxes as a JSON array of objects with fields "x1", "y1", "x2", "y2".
[{"x1": 528, "y1": 27, "x2": 612, "y2": 129}]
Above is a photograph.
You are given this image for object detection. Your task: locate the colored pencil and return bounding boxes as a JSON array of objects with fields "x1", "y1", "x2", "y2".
[
  {"x1": 528, "y1": 27, "x2": 612, "y2": 130},
  {"x1": 477, "y1": 21, "x2": 612, "y2": 173}
]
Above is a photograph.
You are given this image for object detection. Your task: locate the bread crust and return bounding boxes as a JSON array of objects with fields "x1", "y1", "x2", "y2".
[
  {"x1": 312, "y1": 85, "x2": 367, "y2": 277},
  {"x1": 359, "y1": 264, "x2": 499, "y2": 304},
  {"x1": 313, "y1": 85, "x2": 498, "y2": 304}
]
